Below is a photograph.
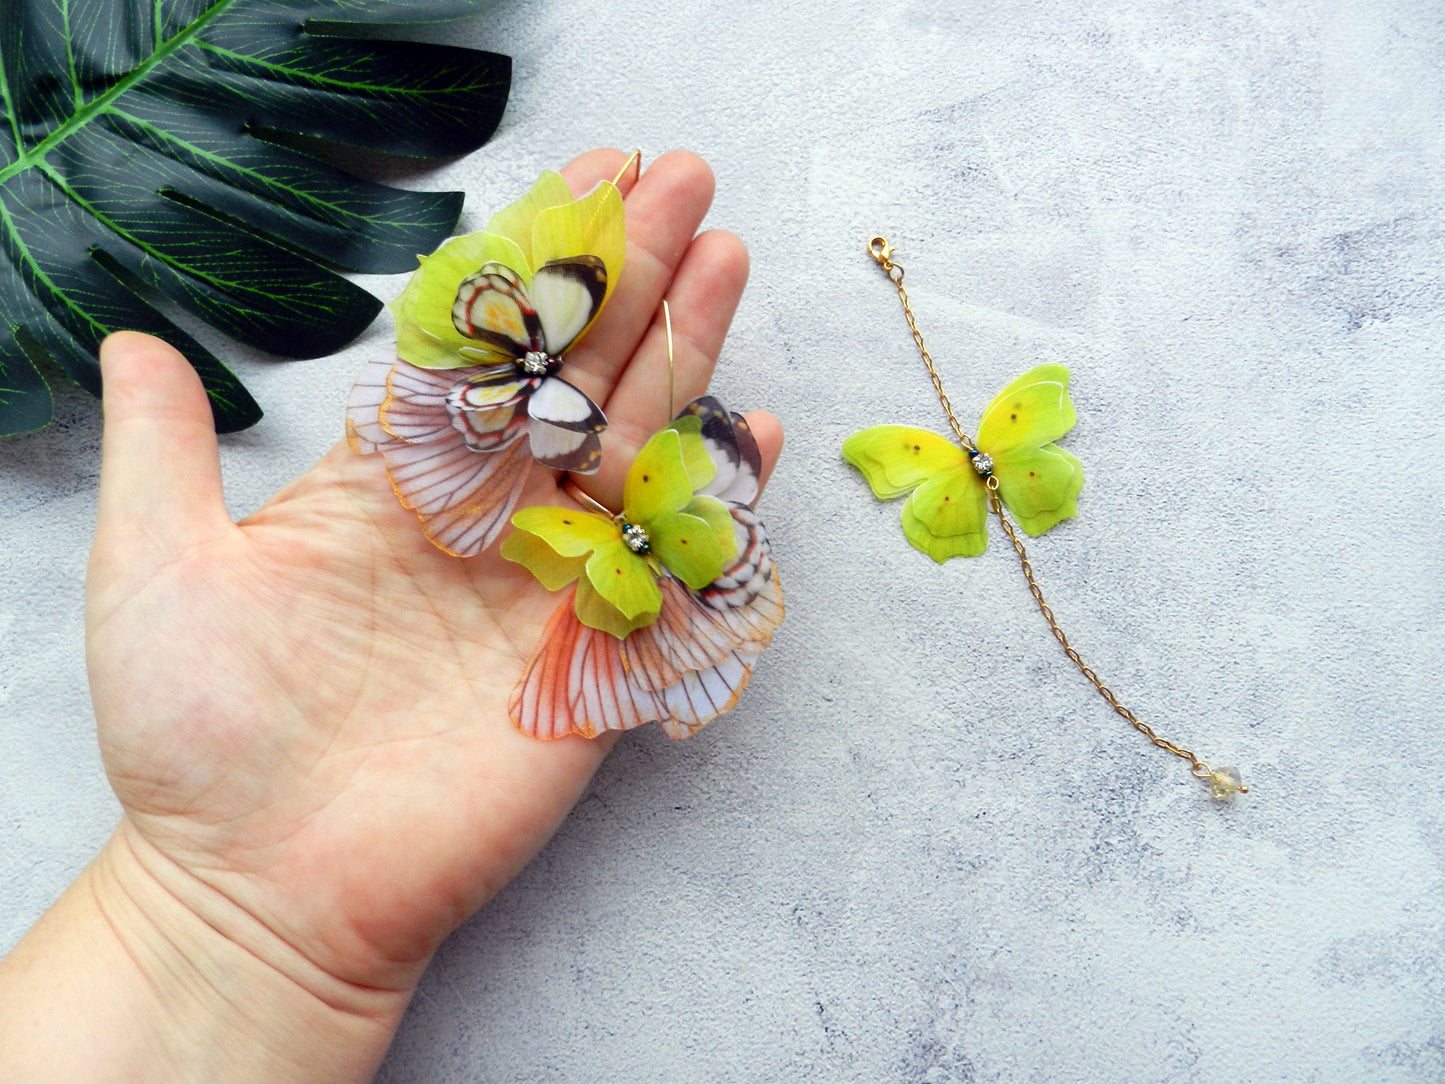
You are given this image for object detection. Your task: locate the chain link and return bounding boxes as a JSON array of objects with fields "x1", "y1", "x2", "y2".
[
  {"x1": 868, "y1": 238, "x2": 975, "y2": 452},
  {"x1": 985, "y1": 480, "x2": 1206, "y2": 772},
  {"x1": 866, "y1": 236, "x2": 1245, "y2": 794}
]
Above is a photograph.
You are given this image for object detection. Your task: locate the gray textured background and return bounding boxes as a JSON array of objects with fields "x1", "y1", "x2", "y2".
[{"x1": 4, "y1": 0, "x2": 1444, "y2": 1081}]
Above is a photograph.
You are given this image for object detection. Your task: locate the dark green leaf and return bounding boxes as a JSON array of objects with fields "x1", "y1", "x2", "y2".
[{"x1": 0, "y1": 0, "x2": 511, "y2": 436}]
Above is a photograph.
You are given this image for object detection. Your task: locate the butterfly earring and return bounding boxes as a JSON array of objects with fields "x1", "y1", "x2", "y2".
[
  {"x1": 347, "y1": 155, "x2": 637, "y2": 556},
  {"x1": 844, "y1": 238, "x2": 1246, "y2": 800},
  {"x1": 502, "y1": 303, "x2": 784, "y2": 740},
  {"x1": 844, "y1": 363, "x2": 1081, "y2": 561}
]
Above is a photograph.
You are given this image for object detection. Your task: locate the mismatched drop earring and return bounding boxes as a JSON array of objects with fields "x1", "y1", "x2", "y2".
[{"x1": 843, "y1": 237, "x2": 1246, "y2": 800}]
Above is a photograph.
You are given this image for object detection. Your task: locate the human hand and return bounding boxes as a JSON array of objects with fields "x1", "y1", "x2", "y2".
[{"x1": 67, "y1": 149, "x2": 780, "y2": 1078}]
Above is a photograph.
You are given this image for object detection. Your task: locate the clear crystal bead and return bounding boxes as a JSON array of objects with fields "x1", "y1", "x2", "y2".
[
  {"x1": 1206, "y1": 766, "x2": 1245, "y2": 799},
  {"x1": 970, "y1": 451, "x2": 994, "y2": 476},
  {"x1": 622, "y1": 523, "x2": 651, "y2": 554},
  {"x1": 521, "y1": 351, "x2": 551, "y2": 376}
]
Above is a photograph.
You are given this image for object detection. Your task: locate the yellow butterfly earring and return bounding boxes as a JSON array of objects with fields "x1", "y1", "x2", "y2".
[
  {"x1": 347, "y1": 152, "x2": 641, "y2": 557},
  {"x1": 502, "y1": 302, "x2": 784, "y2": 741},
  {"x1": 844, "y1": 237, "x2": 1246, "y2": 800}
]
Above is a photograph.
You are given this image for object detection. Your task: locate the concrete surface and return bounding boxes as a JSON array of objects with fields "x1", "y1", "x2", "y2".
[{"x1": 3, "y1": 0, "x2": 1443, "y2": 1080}]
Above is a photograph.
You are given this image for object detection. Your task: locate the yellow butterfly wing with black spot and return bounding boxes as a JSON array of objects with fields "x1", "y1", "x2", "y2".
[
  {"x1": 843, "y1": 365, "x2": 1084, "y2": 559},
  {"x1": 976, "y1": 364, "x2": 1083, "y2": 537},
  {"x1": 842, "y1": 426, "x2": 991, "y2": 561}
]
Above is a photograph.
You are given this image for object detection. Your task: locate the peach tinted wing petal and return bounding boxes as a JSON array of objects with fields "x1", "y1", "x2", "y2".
[
  {"x1": 358, "y1": 360, "x2": 530, "y2": 556},
  {"x1": 510, "y1": 592, "x2": 592, "y2": 740},
  {"x1": 380, "y1": 360, "x2": 467, "y2": 443},
  {"x1": 345, "y1": 357, "x2": 391, "y2": 453},
  {"x1": 380, "y1": 427, "x2": 532, "y2": 557},
  {"x1": 384, "y1": 361, "x2": 528, "y2": 450},
  {"x1": 620, "y1": 579, "x2": 734, "y2": 689},
  {"x1": 654, "y1": 650, "x2": 757, "y2": 739},
  {"x1": 511, "y1": 589, "x2": 656, "y2": 740},
  {"x1": 349, "y1": 359, "x2": 533, "y2": 556},
  {"x1": 572, "y1": 618, "x2": 657, "y2": 736},
  {"x1": 511, "y1": 593, "x2": 756, "y2": 743}
]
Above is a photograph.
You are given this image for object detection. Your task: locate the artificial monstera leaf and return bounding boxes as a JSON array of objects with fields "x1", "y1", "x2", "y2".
[{"x1": 0, "y1": 0, "x2": 512, "y2": 437}]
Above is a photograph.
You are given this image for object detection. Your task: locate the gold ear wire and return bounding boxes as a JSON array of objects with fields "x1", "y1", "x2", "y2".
[
  {"x1": 612, "y1": 150, "x2": 642, "y2": 188},
  {"x1": 662, "y1": 299, "x2": 676, "y2": 421},
  {"x1": 563, "y1": 479, "x2": 618, "y2": 520}
]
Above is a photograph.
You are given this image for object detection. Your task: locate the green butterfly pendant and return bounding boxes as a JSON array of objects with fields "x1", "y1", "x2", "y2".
[
  {"x1": 843, "y1": 364, "x2": 1082, "y2": 561},
  {"x1": 503, "y1": 424, "x2": 738, "y2": 640}
]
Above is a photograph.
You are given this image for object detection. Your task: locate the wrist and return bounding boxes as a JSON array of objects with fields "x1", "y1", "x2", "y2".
[{"x1": 0, "y1": 820, "x2": 415, "y2": 1083}]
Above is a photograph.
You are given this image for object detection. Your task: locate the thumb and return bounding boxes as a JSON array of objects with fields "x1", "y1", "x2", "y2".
[
  {"x1": 95, "y1": 332, "x2": 232, "y2": 562},
  {"x1": 742, "y1": 409, "x2": 784, "y2": 496}
]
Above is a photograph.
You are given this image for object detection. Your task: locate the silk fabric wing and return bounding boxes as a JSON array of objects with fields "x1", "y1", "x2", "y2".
[
  {"x1": 842, "y1": 364, "x2": 1083, "y2": 561},
  {"x1": 346, "y1": 171, "x2": 625, "y2": 557},
  {"x1": 504, "y1": 398, "x2": 784, "y2": 740}
]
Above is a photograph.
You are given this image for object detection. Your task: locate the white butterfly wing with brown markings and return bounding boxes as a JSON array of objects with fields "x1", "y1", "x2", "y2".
[
  {"x1": 525, "y1": 376, "x2": 606, "y2": 472},
  {"x1": 673, "y1": 396, "x2": 764, "y2": 507},
  {"x1": 528, "y1": 257, "x2": 608, "y2": 355}
]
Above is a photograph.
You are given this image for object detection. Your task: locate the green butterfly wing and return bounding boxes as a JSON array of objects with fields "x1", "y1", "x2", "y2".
[
  {"x1": 842, "y1": 426, "x2": 967, "y2": 498},
  {"x1": 989, "y1": 445, "x2": 1083, "y2": 537},
  {"x1": 509, "y1": 506, "x2": 618, "y2": 556},
  {"x1": 585, "y1": 540, "x2": 663, "y2": 620},
  {"x1": 648, "y1": 511, "x2": 726, "y2": 590},
  {"x1": 531, "y1": 182, "x2": 626, "y2": 315},
  {"x1": 506, "y1": 506, "x2": 663, "y2": 630},
  {"x1": 507, "y1": 425, "x2": 734, "y2": 640},
  {"x1": 391, "y1": 230, "x2": 530, "y2": 370},
  {"x1": 624, "y1": 429, "x2": 695, "y2": 522},
  {"x1": 390, "y1": 171, "x2": 626, "y2": 371},
  {"x1": 844, "y1": 425, "x2": 991, "y2": 560},
  {"x1": 975, "y1": 364, "x2": 1075, "y2": 453},
  {"x1": 683, "y1": 495, "x2": 740, "y2": 563},
  {"x1": 499, "y1": 529, "x2": 587, "y2": 590},
  {"x1": 900, "y1": 467, "x2": 991, "y2": 561},
  {"x1": 975, "y1": 364, "x2": 1082, "y2": 536},
  {"x1": 575, "y1": 578, "x2": 658, "y2": 640},
  {"x1": 485, "y1": 171, "x2": 573, "y2": 273},
  {"x1": 665, "y1": 413, "x2": 721, "y2": 491},
  {"x1": 621, "y1": 430, "x2": 731, "y2": 589}
]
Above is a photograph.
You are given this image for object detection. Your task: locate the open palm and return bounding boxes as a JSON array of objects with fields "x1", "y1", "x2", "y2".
[{"x1": 83, "y1": 149, "x2": 781, "y2": 998}]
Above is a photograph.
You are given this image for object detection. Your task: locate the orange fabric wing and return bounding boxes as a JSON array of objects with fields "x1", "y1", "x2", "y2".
[
  {"x1": 510, "y1": 588, "x2": 656, "y2": 740},
  {"x1": 510, "y1": 506, "x2": 784, "y2": 741}
]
